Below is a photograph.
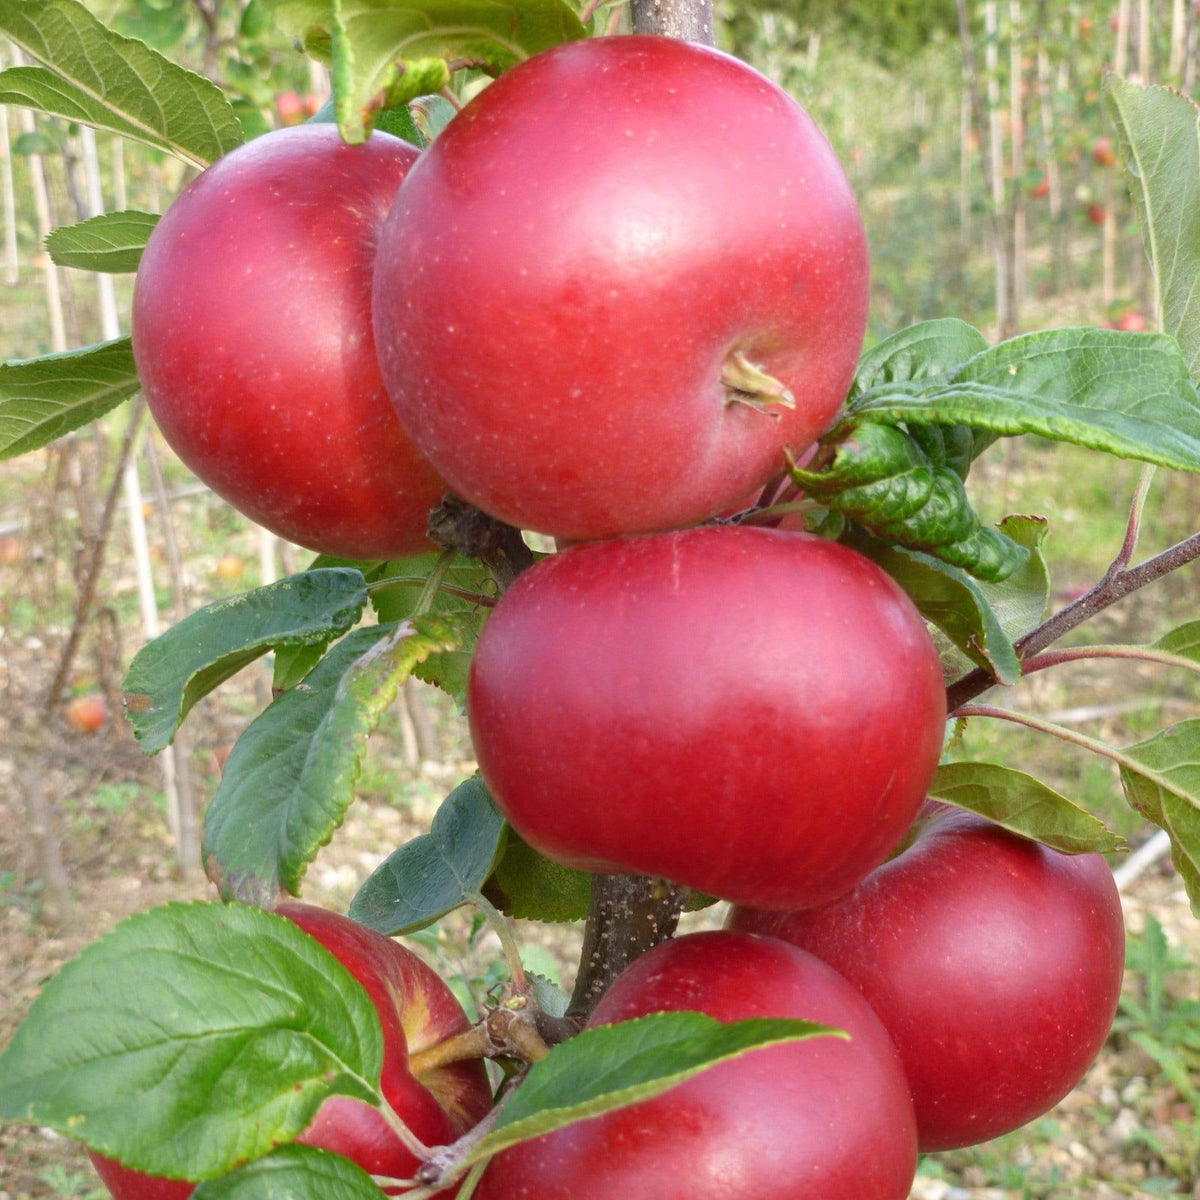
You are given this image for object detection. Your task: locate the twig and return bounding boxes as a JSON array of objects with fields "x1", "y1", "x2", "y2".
[
  {"x1": 630, "y1": 0, "x2": 712, "y2": 43},
  {"x1": 946, "y1": 521, "x2": 1200, "y2": 713},
  {"x1": 43, "y1": 402, "x2": 147, "y2": 715},
  {"x1": 427, "y1": 495, "x2": 534, "y2": 592},
  {"x1": 1021, "y1": 644, "x2": 1200, "y2": 681},
  {"x1": 568, "y1": 874, "x2": 686, "y2": 1018}
]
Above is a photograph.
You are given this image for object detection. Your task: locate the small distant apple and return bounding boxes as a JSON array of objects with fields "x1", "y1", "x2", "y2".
[
  {"x1": 0, "y1": 536, "x2": 23, "y2": 565},
  {"x1": 65, "y1": 694, "x2": 109, "y2": 734},
  {"x1": 274, "y1": 91, "x2": 304, "y2": 125},
  {"x1": 1092, "y1": 137, "x2": 1117, "y2": 168},
  {"x1": 303, "y1": 93, "x2": 323, "y2": 117},
  {"x1": 215, "y1": 555, "x2": 245, "y2": 581},
  {"x1": 1116, "y1": 310, "x2": 1146, "y2": 332},
  {"x1": 1088, "y1": 202, "x2": 1106, "y2": 225},
  {"x1": 1029, "y1": 175, "x2": 1050, "y2": 199}
]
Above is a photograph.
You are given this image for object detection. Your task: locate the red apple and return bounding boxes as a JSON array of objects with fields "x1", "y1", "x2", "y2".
[
  {"x1": 1029, "y1": 175, "x2": 1050, "y2": 199},
  {"x1": 1088, "y1": 201, "x2": 1106, "y2": 225},
  {"x1": 467, "y1": 526, "x2": 946, "y2": 909},
  {"x1": 1092, "y1": 136, "x2": 1117, "y2": 168},
  {"x1": 477, "y1": 931, "x2": 918, "y2": 1200},
  {"x1": 729, "y1": 803, "x2": 1125, "y2": 1150},
  {"x1": 65, "y1": 694, "x2": 109, "y2": 734},
  {"x1": 132, "y1": 125, "x2": 446, "y2": 560},
  {"x1": 90, "y1": 903, "x2": 493, "y2": 1197},
  {"x1": 1116, "y1": 310, "x2": 1147, "y2": 332},
  {"x1": 373, "y1": 36, "x2": 869, "y2": 541}
]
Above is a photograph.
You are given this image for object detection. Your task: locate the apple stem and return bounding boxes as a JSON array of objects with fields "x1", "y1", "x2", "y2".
[
  {"x1": 737, "y1": 499, "x2": 818, "y2": 527},
  {"x1": 719, "y1": 351, "x2": 796, "y2": 413},
  {"x1": 1020, "y1": 643, "x2": 1200, "y2": 681},
  {"x1": 411, "y1": 1092, "x2": 512, "y2": 1191},
  {"x1": 408, "y1": 1024, "x2": 491, "y2": 1077},
  {"x1": 378, "y1": 1096, "x2": 437, "y2": 1162}
]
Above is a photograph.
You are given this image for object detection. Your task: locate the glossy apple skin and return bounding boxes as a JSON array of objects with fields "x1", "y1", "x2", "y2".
[
  {"x1": 467, "y1": 525, "x2": 946, "y2": 909},
  {"x1": 373, "y1": 37, "x2": 869, "y2": 541},
  {"x1": 477, "y1": 931, "x2": 917, "y2": 1200},
  {"x1": 132, "y1": 124, "x2": 446, "y2": 559},
  {"x1": 729, "y1": 803, "x2": 1125, "y2": 1150},
  {"x1": 90, "y1": 903, "x2": 492, "y2": 1198}
]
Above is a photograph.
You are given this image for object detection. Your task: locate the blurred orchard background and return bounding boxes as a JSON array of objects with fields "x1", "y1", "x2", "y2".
[{"x1": 2, "y1": 1, "x2": 1200, "y2": 1197}]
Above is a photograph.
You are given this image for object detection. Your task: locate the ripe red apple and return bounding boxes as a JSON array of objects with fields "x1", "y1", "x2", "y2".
[
  {"x1": 729, "y1": 803, "x2": 1125, "y2": 1150},
  {"x1": 373, "y1": 36, "x2": 869, "y2": 541},
  {"x1": 90, "y1": 903, "x2": 493, "y2": 1198},
  {"x1": 132, "y1": 124, "x2": 446, "y2": 560},
  {"x1": 1092, "y1": 136, "x2": 1117, "y2": 168},
  {"x1": 477, "y1": 931, "x2": 918, "y2": 1200},
  {"x1": 1116, "y1": 309, "x2": 1147, "y2": 332},
  {"x1": 1088, "y1": 201, "x2": 1107, "y2": 225},
  {"x1": 467, "y1": 526, "x2": 946, "y2": 909},
  {"x1": 1029, "y1": 174, "x2": 1050, "y2": 199},
  {"x1": 65, "y1": 694, "x2": 109, "y2": 734}
]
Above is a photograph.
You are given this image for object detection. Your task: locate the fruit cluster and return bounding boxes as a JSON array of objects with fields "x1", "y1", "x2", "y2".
[{"x1": 123, "y1": 33, "x2": 1125, "y2": 1200}]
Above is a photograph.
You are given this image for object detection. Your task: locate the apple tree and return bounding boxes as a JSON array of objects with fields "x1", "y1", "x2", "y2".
[{"x1": 2, "y1": 0, "x2": 1200, "y2": 1196}]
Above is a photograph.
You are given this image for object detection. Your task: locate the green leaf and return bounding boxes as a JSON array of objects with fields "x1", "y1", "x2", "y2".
[
  {"x1": 239, "y1": 0, "x2": 272, "y2": 37},
  {"x1": 370, "y1": 552, "x2": 493, "y2": 709},
  {"x1": 410, "y1": 92, "x2": 457, "y2": 142},
  {"x1": 0, "y1": 0, "x2": 243, "y2": 166},
  {"x1": 262, "y1": 0, "x2": 585, "y2": 144},
  {"x1": 854, "y1": 318, "x2": 990, "y2": 395},
  {"x1": 865, "y1": 514, "x2": 1049, "y2": 686},
  {"x1": 123, "y1": 569, "x2": 369, "y2": 755},
  {"x1": 1119, "y1": 720, "x2": 1200, "y2": 912},
  {"x1": 929, "y1": 762, "x2": 1125, "y2": 854},
  {"x1": 45, "y1": 209, "x2": 159, "y2": 272},
  {"x1": 460, "y1": 1014, "x2": 840, "y2": 1169},
  {"x1": 0, "y1": 339, "x2": 139, "y2": 461},
  {"x1": 11, "y1": 128, "x2": 55, "y2": 154},
  {"x1": 858, "y1": 540, "x2": 1020, "y2": 684},
  {"x1": 204, "y1": 614, "x2": 468, "y2": 906},
  {"x1": 0, "y1": 902, "x2": 383, "y2": 1180},
  {"x1": 1104, "y1": 75, "x2": 1200, "y2": 383},
  {"x1": 525, "y1": 971, "x2": 568, "y2": 1019},
  {"x1": 845, "y1": 327, "x2": 1200, "y2": 476},
  {"x1": 1152, "y1": 620, "x2": 1200, "y2": 664},
  {"x1": 792, "y1": 423, "x2": 1030, "y2": 581},
  {"x1": 273, "y1": 641, "x2": 330, "y2": 692},
  {"x1": 369, "y1": 551, "x2": 494, "y2": 622},
  {"x1": 193, "y1": 1145, "x2": 383, "y2": 1200},
  {"x1": 853, "y1": 319, "x2": 997, "y2": 479},
  {"x1": 483, "y1": 829, "x2": 592, "y2": 923},
  {"x1": 349, "y1": 776, "x2": 506, "y2": 935}
]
